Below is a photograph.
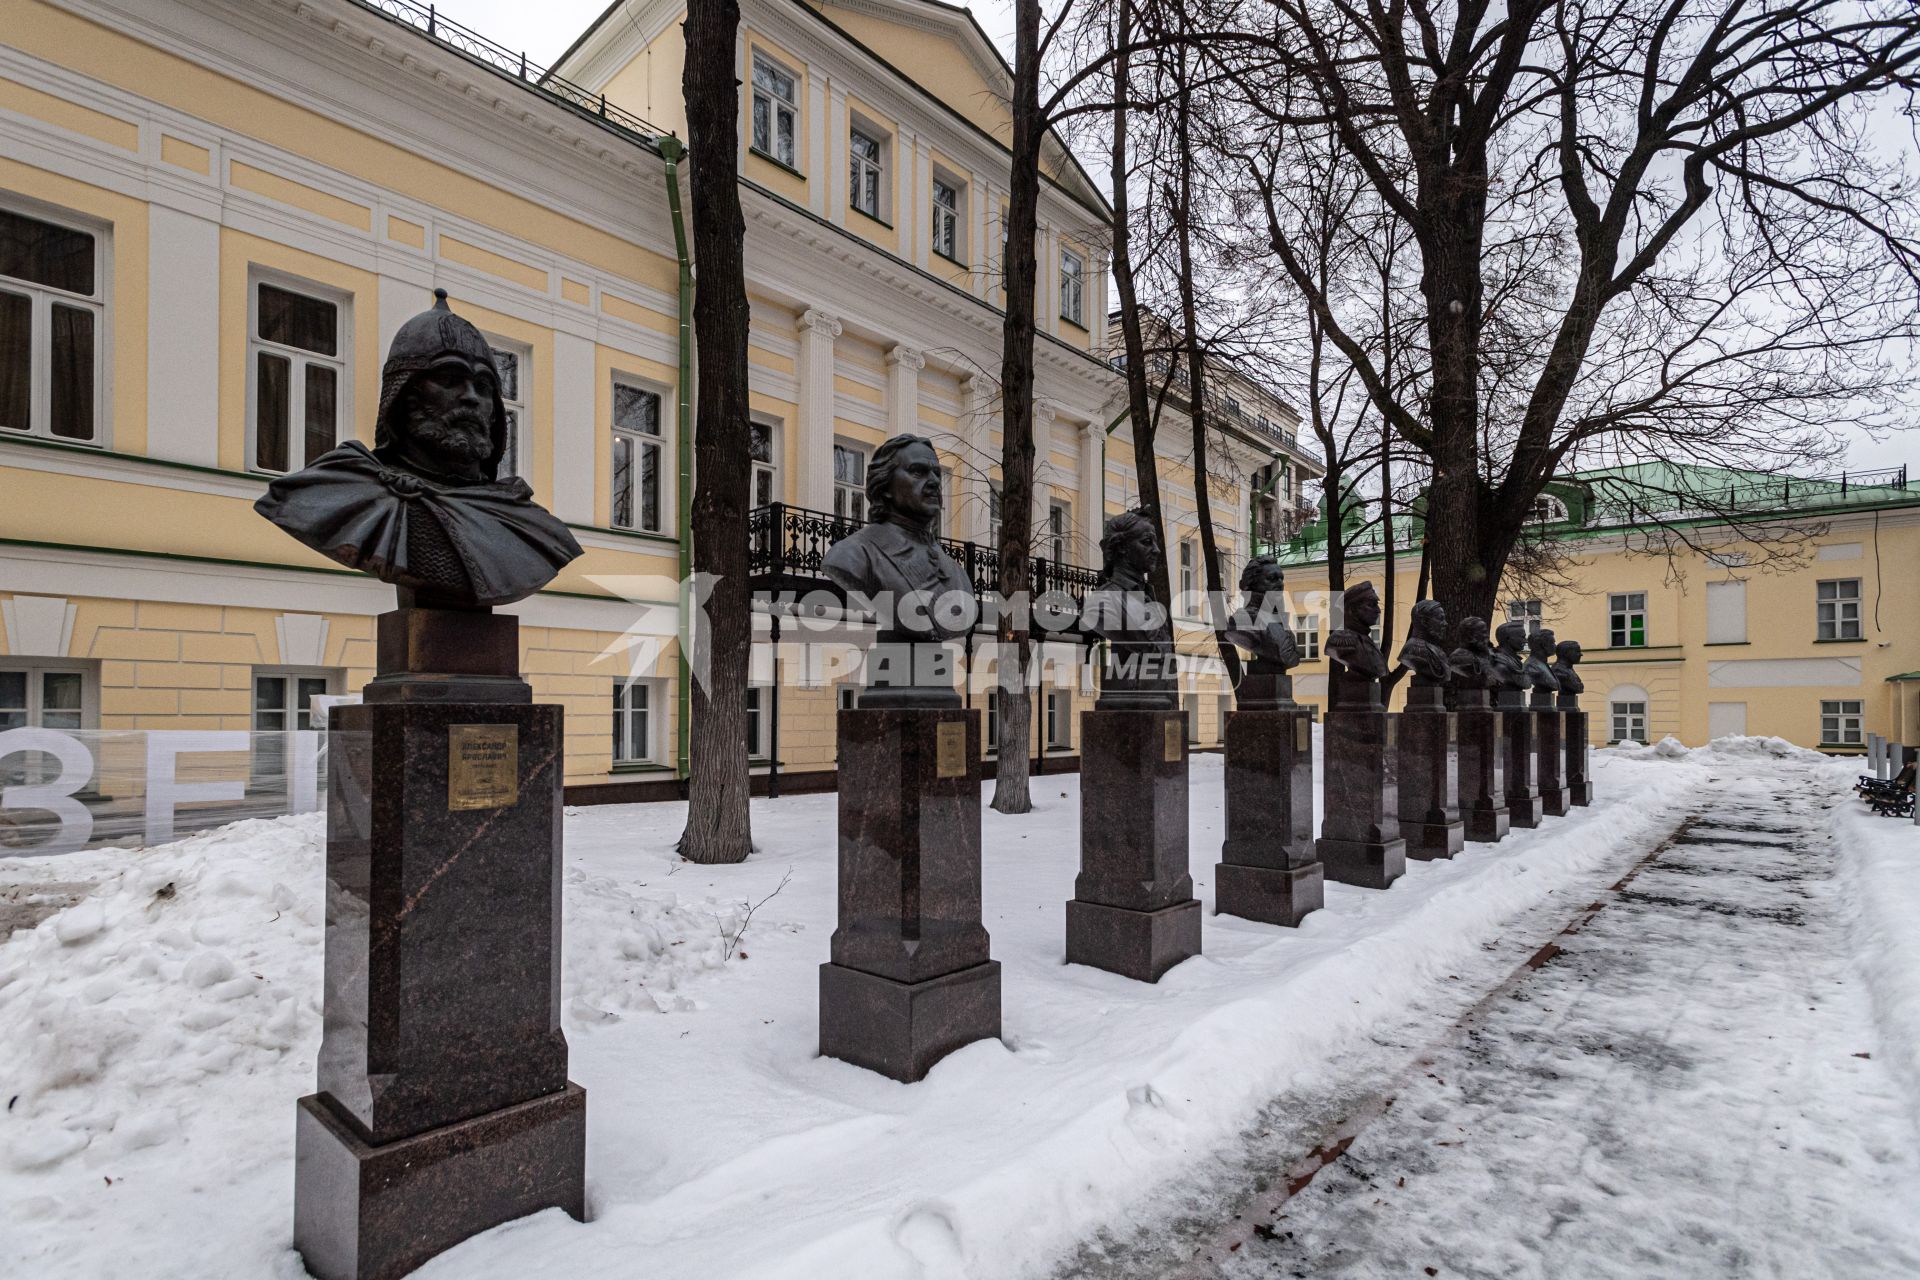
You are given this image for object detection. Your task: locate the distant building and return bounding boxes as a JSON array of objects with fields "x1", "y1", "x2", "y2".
[{"x1": 1274, "y1": 463, "x2": 1920, "y2": 751}]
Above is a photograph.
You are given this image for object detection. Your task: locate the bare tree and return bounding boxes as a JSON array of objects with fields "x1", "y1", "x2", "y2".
[
  {"x1": 1227, "y1": 0, "x2": 1920, "y2": 631},
  {"x1": 677, "y1": 0, "x2": 753, "y2": 863}
]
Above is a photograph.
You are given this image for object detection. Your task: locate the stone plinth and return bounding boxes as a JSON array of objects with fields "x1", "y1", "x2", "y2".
[
  {"x1": 821, "y1": 706, "x2": 1000, "y2": 1081},
  {"x1": 1315, "y1": 703, "x2": 1407, "y2": 889},
  {"x1": 1534, "y1": 697, "x2": 1569, "y2": 817},
  {"x1": 1397, "y1": 687, "x2": 1463, "y2": 859},
  {"x1": 1451, "y1": 690, "x2": 1510, "y2": 843},
  {"x1": 1068, "y1": 707, "x2": 1201, "y2": 981},
  {"x1": 297, "y1": 609, "x2": 583, "y2": 1280},
  {"x1": 1499, "y1": 694, "x2": 1542, "y2": 828},
  {"x1": 1564, "y1": 703, "x2": 1594, "y2": 806},
  {"x1": 1216, "y1": 706, "x2": 1323, "y2": 927}
]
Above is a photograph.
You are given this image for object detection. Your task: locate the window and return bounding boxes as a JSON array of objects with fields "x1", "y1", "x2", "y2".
[
  {"x1": 1821, "y1": 699, "x2": 1864, "y2": 747},
  {"x1": 0, "y1": 663, "x2": 92, "y2": 730},
  {"x1": 249, "y1": 279, "x2": 342, "y2": 474},
  {"x1": 849, "y1": 128, "x2": 884, "y2": 220},
  {"x1": 1528, "y1": 493, "x2": 1570, "y2": 524},
  {"x1": 252, "y1": 669, "x2": 337, "y2": 788},
  {"x1": 837, "y1": 684, "x2": 860, "y2": 712},
  {"x1": 988, "y1": 485, "x2": 1002, "y2": 547},
  {"x1": 986, "y1": 689, "x2": 999, "y2": 753},
  {"x1": 745, "y1": 687, "x2": 768, "y2": 758},
  {"x1": 932, "y1": 177, "x2": 963, "y2": 262},
  {"x1": 1816, "y1": 579, "x2": 1862, "y2": 641},
  {"x1": 1252, "y1": 463, "x2": 1283, "y2": 548},
  {"x1": 1047, "y1": 500, "x2": 1070, "y2": 565},
  {"x1": 1610, "y1": 700, "x2": 1647, "y2": 744},
  {"x1": 487, "y1": 339, "x2": 527, "y2": 479},
  {"x1": 751, "y1": 55, "x2": 798, "y2": 168},
  {"x1": 611, "y1": 378, "x2": 664, "y2": 533},
  {"x1": 1293, "y1": 614, "x2": 1320, "y2": 660},
  {"x1": 1608, "y1": 592, "x2": 1647, "y2": 648},
  {"x1": 1179, "y1": 540, "x2": 1196, "y2": 609},
  {"x1": 1045, "y1": 690, "x2": 1069, "y2": 749},
  {"x1": 749, "y1": 417, "x2": 780, "y2": 509},
  {"x1": 613, "y1": 680, "x2": 654, "y2": 763},
  {"x1": 1059, "y1": 249, "x2": 1084, "y2": 326},
  {"x1": 833, "y1": 440, "x2": 867, "y2": 523},
  {"x1": 0, "y1": 203, "x2": 103, "y2": 443},
  {"x1": 1506, "y1": 599, "x2": 1544, "y2": 636}
]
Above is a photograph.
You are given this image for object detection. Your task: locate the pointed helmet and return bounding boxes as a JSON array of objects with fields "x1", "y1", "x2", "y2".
[{"x1": 374, "y1": 289, "x2": 509, "y2": 480}]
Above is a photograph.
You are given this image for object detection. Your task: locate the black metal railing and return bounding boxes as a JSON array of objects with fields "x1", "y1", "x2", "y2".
[
  {"x1": 747, "y1": 503, "x2": 1103, "y2": 630},
  {"x1": 349, "y1": 0, "x2": 671, "y2": 144}
]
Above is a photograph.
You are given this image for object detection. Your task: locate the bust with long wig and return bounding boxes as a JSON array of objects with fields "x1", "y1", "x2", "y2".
[{"x1": 821, "y1": 434, "x2": 975, "y2": 642}]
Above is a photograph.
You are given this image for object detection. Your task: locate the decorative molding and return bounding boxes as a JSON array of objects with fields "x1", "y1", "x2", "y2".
[
  {"x1": 1, "y1": 595, "x2": 78, "y2": 657},
  {"x1": 886, "y1": 345, "x2": 925, "y2": 371},
  {"x1": 798, "y1": 308, "x2": 844, "y2": 338},
  {"x1": 275, "y1": 613, "x2": 330, "y2": 667}
]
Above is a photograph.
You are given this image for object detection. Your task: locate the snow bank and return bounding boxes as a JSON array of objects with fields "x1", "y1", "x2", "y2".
[
  {"x1": 1, "y1": 745, "x2": 1737, "y2": 1280},
  {"x1": 1831, "y1": 765, "x2": 1920, "y2": 1131}
]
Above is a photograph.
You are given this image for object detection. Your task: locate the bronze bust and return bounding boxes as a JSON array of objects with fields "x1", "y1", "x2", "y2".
[
  {"x1": 1447, "y1": 616, "x2": 1497, "y2": 701},
  {"x1": 1083, "y1": 509, "x2": 1177, "y2": 710},
  {"x1": 821, "y1": 434, "x2": 974, "y2": 642},
  {"x1": 1490, "y1": 619, "x2": 1532, "y2": 705},
  {"x1": 1326, "y1": 581, "x2": 1387, "y2": 707},
  {"x1": 1552, "y1": 639, "x2": 1586, "y2": 704},
  {"x1": 1225, "y1": 554, "x2": 1299, "y2": 709},
  {"x1": 1398, "y1": 599, "x2": 1453, "y2": 687},
  {"x1": 254, "y1": 290, "x2": 581, "y2": 609},
  {"x1": 1525, "y1": 628, "x2": 1561, "y2": 707}
]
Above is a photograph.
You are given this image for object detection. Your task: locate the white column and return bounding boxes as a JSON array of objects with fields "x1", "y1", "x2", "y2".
[
  {"x1": 146, "y1": 205, "x2": 221, "y2": 466},
  {"x1": 915, "y1": 141, "x2": 935, "y2": 268},
  {"x1": 1038, "y1": 223, "x2": 1057, "y2": 337},
  {"x1": 797, "y1": 308, "x2": 842, "y2": 511},
  {"x1": 1032, "y1": 399, "x2": 1059, "y2": 559},
  {"x1": 971, "y1": 170, "x2": 991, "y2": 298},
  {"x1": 959, "y1": 373, "x2": 995, "y2": 544},
  {"x1": 896, "y1": 126, "x2": 918, "y2": 261},
  {"x1": 827, "y1": 86, "x2": 849, "y2": 227},
  {"x1": 807, "y1": 69, "x2": 828, "y2": 217},
  {"x1": 550, "y1": 330, "x2": 597, "y2": 524},
  {"x1": 886, "y1": 345, "x2": 923, "y2": 437},
  {"x1": 1078, "y1": 419, "x2": 1104, "y2": 567}
]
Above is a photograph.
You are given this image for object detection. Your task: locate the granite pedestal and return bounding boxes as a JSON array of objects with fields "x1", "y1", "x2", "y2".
[
  {"x1": 1533, "y1": 695, "x2": 1570, "y2": 817},
  {"x1": 1069, "y1": 707, "x2": 1201, "y2": 981},
  {"x1": 1315, "y1": 690, "x2": 1407, "y2": 889},
  {"x1": 821, "y1": 705, "x2": 1000, "y2": 1081},
  {"x1": 1451, "y1": 690, "x2": 1510, "y2": 843},
  {"x1": 295, "y1": 608, "x2": 584, "y2": 1280},
  {"x1": 1499, "y1": 693, "x2": 1542, "y2": 828},
  {"x1": 1563, "y1": 702, "x2": 1594, "y2": 806},
  {"x1": 1216, "y1": 699, "x2": 1323, "y2": 927},
  {"x1": 1397, "y1": 687, "x2": 1464, "y2": 859}
]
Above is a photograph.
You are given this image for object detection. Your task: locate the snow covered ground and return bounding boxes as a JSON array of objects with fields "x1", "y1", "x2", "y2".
[{"x1": 2, "y1": 737, "x2": 1915, "y2": 1279}]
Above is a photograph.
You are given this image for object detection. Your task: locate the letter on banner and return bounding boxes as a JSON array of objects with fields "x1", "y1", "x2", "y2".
[
  {"x1": 0, "y1": 728, "x2": 95, "y2": 856},
  {"x1": 146, "y1": 731, "x2": 247, "y2": 845}
]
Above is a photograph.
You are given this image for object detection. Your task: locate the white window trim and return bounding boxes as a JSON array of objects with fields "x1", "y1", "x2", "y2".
[
  {"x1": 931, "y1": 174, "x2": 965, "y2": 264},
  {"x1": 613, "y1": 677, "x2": 663, "y2": 765},
  {"x1": 749, "y1": 414, "x2": 782, "y2": 510},
  {"x1": 0, "y1": 657, "x2": 99, "y2": 729},
  {"x1": 1610, "y1": 700, "x2": 1648, "y2": 744},
  {"x1": 1060, "y1": 249, "x2": 1085, "y2": 326},
  {"x1": 833, "y1": 435, "x2": 869, "y2": 523},
  {"x1": 751, "y1": 53, "x2": 800, "y2": 169},
  {"x1": 610, "y1": 373, "x2": 671, "y2": 534},
  {"x1": 482, "y1": 333, "x2": 531, "y2": 481},
  {"x1": 848, "y1": 122, "x2": 888, "y2": 223},
  {"x1": 745, "y1": 685, "x2": 771, "y2": 759},
  {"x1": 1527, "y1": 493, "x2": 1569, "y2": 523},
  {"x1": 0, "y1": 195, "x2": 109, "y2": 447},
  {"x1": 1506, "y1": 599, "x2": 1544, "y2": 635},
  {"x1": 1608, "y1": 591, "x2": 1648, "y2": 648},
  {"x1": 245, "y1": 269, "x2": 349, "y2": 476},
  {"x1": 1816, "y1": 578, "x2": 1863, "y2": 641},
  {"x1": 1821, "y1": 699, "x2": 1864, "y2": 747},
  {"x1": 1293, "y1": 614, "x2": 1321, "y2": 660}
]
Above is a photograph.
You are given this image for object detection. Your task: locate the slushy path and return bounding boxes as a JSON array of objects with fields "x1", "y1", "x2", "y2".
[{"x1": 1062, "y1": 756, "x2": 1920, "y2": 1280}]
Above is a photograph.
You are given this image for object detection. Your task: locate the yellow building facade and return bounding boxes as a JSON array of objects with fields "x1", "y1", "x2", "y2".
[
  {"x1": 0, "y1": 0, "x2": 1320, "y2": 799},
  {"x1": 1271, "y1": 469, "x2": 1920, "y2": 753}
]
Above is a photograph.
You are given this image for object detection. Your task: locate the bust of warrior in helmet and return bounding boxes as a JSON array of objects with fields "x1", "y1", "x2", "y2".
[{"x1": 254, "y1": 289, "x2": 582, "y2": 609}]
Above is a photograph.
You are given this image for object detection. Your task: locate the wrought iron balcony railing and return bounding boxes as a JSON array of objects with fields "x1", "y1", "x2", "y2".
[{"x1": 747, "y1": 503, "x2": 1103, "y2": 632}]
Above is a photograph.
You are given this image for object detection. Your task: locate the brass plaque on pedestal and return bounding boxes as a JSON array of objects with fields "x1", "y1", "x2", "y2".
[
  {"x1": 1295, "y1": 718, "x2": 1311, "y2": 752},
  {"x1": 1163, "y1": 719, "x2": 1182, "y2": 762},
  {"x1": 935, "y1": 721, "x2": 968, "y2": 779},
  {"x1": 449, "y1": 724, "x2": 519, "y2": 811}
]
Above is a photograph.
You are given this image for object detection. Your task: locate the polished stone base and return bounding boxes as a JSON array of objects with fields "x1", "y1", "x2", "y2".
[
  {"x1": 293, "y1": 1085, "x2": 585, "y2": 1280},
  {"x1": 818, "y1": 960, "x2": 1002, "y2": 1082},
  {"x1": 1453, "y1": 702, "x2": 1509, "y2": 844},
  {"x1": 1565, "y1": 709, "x2": 1593, "y2": 807},
  {"x1": 1464, "y1": 805, "x2": 1512, "y2": 843},
  {"x1": 1535, "y1": 711, "x2": 1569, "y2": 817},
  {"x1": 1065, "y1": 898, "x2": 1202, "y2": 983},
  {"x1": 1397, "y1": 708, "x2": 1463, "y2": 860},
  {"x1": 1501, "y1": 708, "x2": 1542, "y2": 829},
  {"x1": 1214, "y1": 861, "x2": 1324, "y2": 928},
  {"x1": 1315, "y1": 835, "x2": 1409, "y2": 889}
]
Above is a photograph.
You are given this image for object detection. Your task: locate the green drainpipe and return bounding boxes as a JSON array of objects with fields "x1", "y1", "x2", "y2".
[{"x1": 660, "y1": 135, "x2": 695, "y2": 779}]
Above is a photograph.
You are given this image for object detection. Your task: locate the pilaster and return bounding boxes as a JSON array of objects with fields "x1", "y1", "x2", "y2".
[
  {"x1": 886, "y1": 344, "x2": 924, "y2": 437},
  {"x1": 797, "y1": 308, "x2": 843, "y2": 511}
]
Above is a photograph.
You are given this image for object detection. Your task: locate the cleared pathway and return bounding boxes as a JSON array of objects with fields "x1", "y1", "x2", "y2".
[{"x1": 1060, "y1": 756, "x2": 1920, "y2": 1280}]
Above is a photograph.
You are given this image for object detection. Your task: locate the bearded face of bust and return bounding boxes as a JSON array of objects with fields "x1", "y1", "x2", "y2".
[{"x1": 396, "y1": 355, "x2": 498, "y2": 483}]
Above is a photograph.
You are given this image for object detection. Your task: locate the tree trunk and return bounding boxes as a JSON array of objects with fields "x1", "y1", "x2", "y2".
[
  {"x1": 1109, "y1": 0, "x2": 1173, "y2": 612},
  {"x1": 1169, "y1": 57, "x2": 1240, "y2": 687},
  {"x1": 991, "y1": 0, "x2": 1044, "y2": 815},
  {"x1": 677, "y1": 0, "x2": 753, "y2": 863}
]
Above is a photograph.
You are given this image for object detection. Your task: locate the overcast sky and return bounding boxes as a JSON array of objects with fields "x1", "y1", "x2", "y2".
[{"x1": 430, "y1": 0, "x2": 1912, "y2": 476}]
